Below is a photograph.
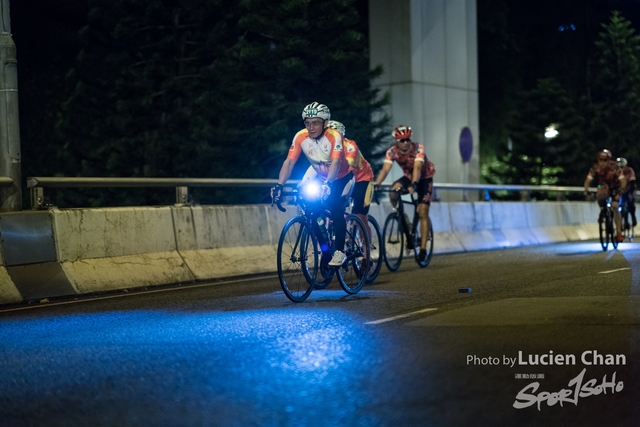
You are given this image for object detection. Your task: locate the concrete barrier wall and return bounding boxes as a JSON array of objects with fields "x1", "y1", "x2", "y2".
[
  {"x1": 0, "y1": 201, "x2": 604, "y2": 305},
  {"x1": 52, "y1": 207, "x2": 195, "y2": 294}
]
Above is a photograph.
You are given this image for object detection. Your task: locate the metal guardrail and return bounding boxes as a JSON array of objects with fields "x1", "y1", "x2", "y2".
[
  {"x1": 27, "y1": 177, "x2": 290, "y2": 209},
  {"x1": 27, "y1": 176, "x2": 600, "y2": 210}
]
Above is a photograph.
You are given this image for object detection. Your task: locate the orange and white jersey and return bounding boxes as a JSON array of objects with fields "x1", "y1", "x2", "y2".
[
  {"x1": 344, "y1": 138, "x2": 374, "y2": 182},
  {"x1": 287, "y1": 128, "x2": 351, "y2": 180}
]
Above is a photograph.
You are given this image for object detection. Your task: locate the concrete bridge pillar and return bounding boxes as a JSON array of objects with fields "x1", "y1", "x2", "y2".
[{"x1": 369, "y1": 0, "x2": 479, "y2": 201}]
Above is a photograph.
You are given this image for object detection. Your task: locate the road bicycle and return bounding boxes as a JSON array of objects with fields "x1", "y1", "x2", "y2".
[
  {"x1": 381, "y1": 187, "x2": 433, "y2": 271},
  {"x1": 272, "y1": 181, "x2": 370, "y2": 302},
  {"x1": 598, "y1": 197, "x2": 619, "y2": 251},
  {"x1": 619, "y1": 194, "x2": 635, "y2": 242}
]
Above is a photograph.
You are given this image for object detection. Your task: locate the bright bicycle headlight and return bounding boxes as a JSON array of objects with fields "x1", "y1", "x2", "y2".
[{"x1": 301, "y1": 181, "x2": 321, "y2": 200}]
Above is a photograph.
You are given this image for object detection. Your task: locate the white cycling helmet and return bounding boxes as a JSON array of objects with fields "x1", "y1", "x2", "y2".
[
  {"x1": 302, "y1": 102, "x2": 331, "y2": 121},
  {"x1": 328, "y1": 120, "x2": 346, "y2": 136},
  {"x1": 617, "y1": 157, "x2": 628, "y2": 167}
]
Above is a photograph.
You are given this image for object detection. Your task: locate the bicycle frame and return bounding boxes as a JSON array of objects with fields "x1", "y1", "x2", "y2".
[
  {"x1": 273, "y1": 183, "x2": 370, "y2": 302},
  {"x1": 599, "y1": 197, "x2": 618, "y2": 251},
  {"x1": 381, "y1": 187, "x2": 434, "y2": 270},
  {"x1": 391, "y1": 188, "x2": 420, "y2": 248}
]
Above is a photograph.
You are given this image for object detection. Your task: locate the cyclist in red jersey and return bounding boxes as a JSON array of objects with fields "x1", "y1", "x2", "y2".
[
  {"x1": 583, "y1": 149, "x2": 627, "y2": 242},
  {"x1": 272, "y1": 102, "x2": 354, "y2": 267},
  {"x1": 617, "y1": 157, "x2": 637, "y2": 228},
  {"x1": 373, "y1": 125, "x2": 435, "y2": 262}
]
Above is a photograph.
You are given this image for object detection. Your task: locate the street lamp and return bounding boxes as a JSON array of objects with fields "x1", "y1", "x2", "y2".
[{"x1": 544, "y1": 124, "x2": 559, "y2": 139}]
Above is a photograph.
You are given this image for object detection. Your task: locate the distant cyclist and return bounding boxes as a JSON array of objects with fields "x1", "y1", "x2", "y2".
[
  {"x1": 583, "y1": 149, "x2": 627, "y2": 242},
  {"x1": 327, "y1": 120, "x2": 374, "y2": 232},
  {"x1": 617, "y1": 157, "x2": 637, "y2": 229},
  {"x1": 271, "y1": 102, "x2": 354, "y2": 267},
  {"x1": 374, "y1": 125, "x2": 435, "y2": 262}
]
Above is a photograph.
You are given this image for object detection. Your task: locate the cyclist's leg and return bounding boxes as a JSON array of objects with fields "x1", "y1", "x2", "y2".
[
  {"x1": 326, "y1": 173, "x2": 353, "y2": 264},
  {"x1": 612, "y1": 193, "x2": 623, "y2": 241},
  {"x1": 416, "y1": 178, "x2": 433, "y2": 251},
  {"x1": 620, "y1": 193, "x2": 628, "y2": 230},
  {"x1": 630, "y1": 193, "x2": 637, "y2": 226},
  {"x1": 390, "y1": 176, "x2": 411, "y2": 208},
  {"x1": 299, "y1": 166, "x2": 318, "y2": 188},
  {"x1": 596, "y1": 188, "x2": 608, "y2": 221},
  {"x1": 352, "y1": 181, "x2": 372, "y2": 240}
]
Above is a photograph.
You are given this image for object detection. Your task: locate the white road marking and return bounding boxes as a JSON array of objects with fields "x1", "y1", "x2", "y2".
[
  {"x1": 365, "y1": 308, "x2": 438, "y2": 325},
  {"x1": 0, "y1": 274, "x2": 280, "y2": 313},
  {"x1": 598, "y1": 268, "x2": 631, "y2": 275}
]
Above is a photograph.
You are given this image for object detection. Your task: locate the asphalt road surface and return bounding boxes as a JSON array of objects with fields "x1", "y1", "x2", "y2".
[{"x1": 1, "y1": 241, "x2": 639, "y2": 426}]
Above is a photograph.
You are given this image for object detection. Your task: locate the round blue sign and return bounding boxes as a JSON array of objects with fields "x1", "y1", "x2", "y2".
[{"x1": 459, "y1": 127, "x2": 473, "y2": 163}]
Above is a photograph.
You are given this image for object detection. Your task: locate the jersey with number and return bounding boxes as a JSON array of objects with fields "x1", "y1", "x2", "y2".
[
  {"x1": 383, "y1": 142, "x2": 435, "y2": 180},
  {"x1": 286, "y1": 128, "x2": 351, "y2": 180},
  {"x1": 587, "y1": 161, "x2": 624, "y2": 190},
  {"x1": 344, "y1": 138, "x2": 374, "y2": 182}
]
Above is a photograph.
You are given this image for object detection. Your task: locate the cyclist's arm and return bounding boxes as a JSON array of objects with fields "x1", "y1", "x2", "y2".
[
  {"x1": 411, "y1": 158, "x2": 424, "y2": 184},
  {"x1": 374, "y1": 162, "x2": 393, "y2": 186},
  {"x1": 583, "y1": 175, "x2": 593, "y2": 195},
  {"x1": 619, "y1": 175, "x2": 627, "y2": 193},
  {"x1": 325, "y1": 158, "x2": 342, "y2": 185},
  {"x1": 277, "y1": 158, "x2": 296, "y2": 185}
]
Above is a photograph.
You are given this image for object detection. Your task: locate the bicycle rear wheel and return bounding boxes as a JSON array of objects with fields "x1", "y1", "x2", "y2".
[
  {"x1": 277, "y1": 216, "x2": 316, "y2": 302},
  {"x1": 337, "y1": 214, "x2": 370, "y2": 294},
  {"x1": 365, "y1": 215, "x2": 383, "y2": 283},
  {"x1": 413, "y1": 216, "x2": 434, "y2": 268},
  {"x1": 608, "y1": 209, "x2": 619, "y2": 249},
  {"x1": 383, "y1": 213, "x2": 404, "y2": 271}
]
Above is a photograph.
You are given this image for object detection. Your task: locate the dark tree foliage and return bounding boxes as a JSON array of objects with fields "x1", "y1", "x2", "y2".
[
  {"x1": 223, "y1": 0, "x2": 388, "y2": 181},
  {"x1": 57, "y1": 0, "x2": 241, "y2": 205},
  {"x1": 477, "y1": 0, "x2": 522, "y2": 160},
  {"x1": 587, "y1": 10, "x2": 640, "y2": 165},
  {"x1": 489, "y1": 78, "x2": 584, "y2": 191},
  {"x1": 54, "y1": 0, "x2": 387, "y2": 207},
  {"x1": 484, "y1": 7, "x2": 640, "y2": 197}
]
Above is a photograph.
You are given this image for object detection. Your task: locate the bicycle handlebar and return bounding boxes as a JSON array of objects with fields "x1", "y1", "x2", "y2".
[
  {"x1": 271, "y1": 191, "x2": 298, "y2": 212},
  {"x1": 389, "y1": 186, "x2": 418, "y2": 203}
]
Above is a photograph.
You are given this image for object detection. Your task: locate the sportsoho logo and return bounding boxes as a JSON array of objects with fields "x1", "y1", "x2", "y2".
[
  {"x1": 512, "y1": 350, "x2": 625, "y2": 411},
  {"x1": 467, "y1": 350, "x2": 627, "y2": 411}
]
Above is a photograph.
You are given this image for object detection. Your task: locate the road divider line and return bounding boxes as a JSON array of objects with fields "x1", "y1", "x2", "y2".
[
  {"x1": 598, "y1": 268, "x2": 631, "y2": 274},
  {"x1": 365, "y1": 308, "x2": 438, "y2": 325}
]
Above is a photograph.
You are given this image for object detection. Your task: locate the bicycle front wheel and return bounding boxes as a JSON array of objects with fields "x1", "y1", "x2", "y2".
[
  {"x1": 277, "y1": 216, "x2": 316, "y2": 302},
  {"x1": 383, "y1": 213, "x2": 404, "y2": 271},
  {"x1": 337, "y1": 214, "x2": 370, "y2": 295},
  {"x1": 366, "y1": 215, "x2": 383, "y2": 283},
  {"x1": 413, "y1": 217, "x2": 434, "y2": 268},
  {"x1": 599, "y1": 210, "x2": 609, "y2": 251},
  {"x1": 609, "y1": 209, "x2": 619, "y2": 249}
]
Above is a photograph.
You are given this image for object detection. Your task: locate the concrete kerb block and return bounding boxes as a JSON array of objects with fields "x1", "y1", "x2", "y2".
[
  {"x1": 52, "y1": 207, "x2": 194, "y2": 294},
  {"x1": 523, "y1": 203, "x2": 568, "y2": 244},
  {"x1": 429, "y1": 202, "x2": 465, "y2": 253},
  {"x1": 0, "y1": 268, "x2": 22, "y2": 305},
  {"x1": 0, "y1": 234, "x2": 23, "y2": 305},
  {"x1": 449, "y1": 202, "x2": 476, "y2": 233},
  {"x1": 449, "y1": 202, "x2": 500, "y2": 251},
  {"x1": 489, "y1": 202, "x2": 539, "y2": 247},
  {"x1": 173, "y1": 204, "x2": 297, "y2": 280}
]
